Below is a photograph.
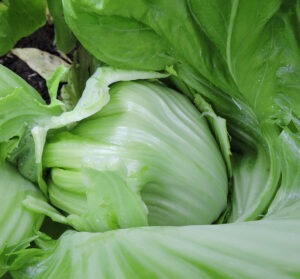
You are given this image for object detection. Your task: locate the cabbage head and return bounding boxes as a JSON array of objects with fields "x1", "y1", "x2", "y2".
[{"x1": 41, "y1": 69, "x2": 229, "y2": 231}]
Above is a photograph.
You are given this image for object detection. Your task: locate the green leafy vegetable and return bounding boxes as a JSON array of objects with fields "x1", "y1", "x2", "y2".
[
  {"x1": 62, "y1": 0, "x2": 300, "y2": 221},
  {"x1": 0, "y1": 64, "x2": 63, "y2": 182},
  {"x1": 39, "y1": 68, "x2": 229, "y2": 231},
  {"x1": 266, "y1": 129, "x2": 300, "y2": 220},
  {"x1": 47, "y1": 0, "x2": 76, "y2": 53},
  {"x1": 0, "y1": 1, "x2": 299, "y2": 278},
  {"x1": 0, "y1": 0, "x2": 47, "y2": 56},
  {"x1": 0, "y1": 160, "x2": 44, "y2": 277},
  {"x1": 9, "y1": 219, "x2": 300, "y2": 279}
]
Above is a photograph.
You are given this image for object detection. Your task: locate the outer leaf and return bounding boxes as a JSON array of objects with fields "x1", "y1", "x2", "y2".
[
  {"x1": 0, "y1": 160, "x2": 44, "y2": 276},
  {"x1": 266, "y1": 129, "x2": 300, "y2": 219},
  {"x1": 229, "y1": 139, "x2": 280, "y2": 221},
  {"x1": 0, "y1": 0, "x2": 47, "y2": 56},
  {"x1": 9, "y1": 219, "x2": 300, "y2": 279},
  {"x1": 0, "y1": 65, "x2": 63, "y2": 182},
  {"x1": 62, "y1": 0, "x2": 176, "y2": 71},
  {"x1": 47, "y1": 0, "x2": 76, "y2": 53}
]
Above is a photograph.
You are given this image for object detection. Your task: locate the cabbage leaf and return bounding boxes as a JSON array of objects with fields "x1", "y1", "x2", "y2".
[
  {"x1": 9, "y1": 219, "x2": 300, "y2": 279},
  {"x1": 63, "y1": 0, "x2": 300, "y2": 221},
  {"x1": 0, "y1": 160, "x2": 44, "y2": 277},
  {"x1": 0, "y1": 0, "x2": 47, "y2": 56}
]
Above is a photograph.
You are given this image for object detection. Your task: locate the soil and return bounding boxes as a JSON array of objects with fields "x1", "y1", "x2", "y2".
[{"x1": 0, "y1": 23, "x2": 57, "y2": 103}]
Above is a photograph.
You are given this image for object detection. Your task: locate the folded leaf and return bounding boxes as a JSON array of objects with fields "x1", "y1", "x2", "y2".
[
  {"x1": 9, "y1": 219, "x2": 300, "y2": 279},
  {"x1": 0, "y1": 65, "x2": 63, "y2": 182}
]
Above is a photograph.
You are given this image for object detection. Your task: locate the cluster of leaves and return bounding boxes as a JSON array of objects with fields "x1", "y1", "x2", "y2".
[{"x1": 0, "y1": 0, "x2": 299, "y2": 278}]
